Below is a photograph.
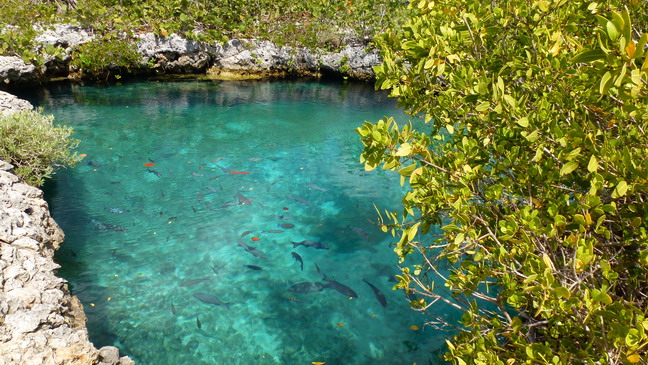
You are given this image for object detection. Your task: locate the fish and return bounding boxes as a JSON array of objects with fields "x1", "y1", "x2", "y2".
[
  {"x1": 180, "y1": 277, "x2": 211, "y2": 287},
  {"x1": 210, "y1": 264, "x2": 225, "y2": 274},
  {"x1": 244, "y1": 265, "x2": 263, "y2": 270},
  {"x1": 291, "y1": 240, "x2": 329, "y2": 250},
  {"x1": 147, "y1": 168, "x2": 162, "y2": 177},
  {"x1": 363, "y1": 279, "x2": 387, "y2": 307},
  {"x1": 236, "y1": 192, "x2": 252, "y2": 205},
  {"x1": 291, "y1": 252, "x2": 304, "y2": 271},
  {"x1": 348, "y1": 225, "x2": 370, "y2": 241},
  {"x1": 215, "y1": 164, "x2": 229, "y2": 173},
  {"x1": 211, "y1": 157, "x2": 224, "y2": 162},
  {"x1": 278, "y1": 215, "x2": 294, "y2": 220},
  {"x1": 192, "y1": 206, "x2": 197, "y2": 213},
  {"x1": 148, "y1": 158, "x2": 155, "y2": 163},
  {"x1": 279, "y1": 223, "x2": 295, "y2": 229},
  {"x1": 236, "y1": 239, "x2": 268, "y2": 259},
  {"x1": 288, "y1": 196, "x2": 312, "y2": 207},
  {"x1": 106, "y1": 207, "x2": 129, "y2": 214},
  {"x1": 288, "y1": 282, "x2": 325, "y2": 293},
  {"x1": 307, "y1": 183, "x2": 328, "y2": 192},
  {"x1": 196, "y1": 316, "x2": 201, "y2": 329},
  {"x1": 221, "y1": 200, "x2": 239, "y2": 208},
  {"x1": 240, "y1": 230, "x2": 253, "y2": 237},
  {"x1": 171, "y1": 303, "x2": 177, "y2": 315},
  {"x1": 205, "y1": 202, "x2": 217, "y2": 211},
  {"x1": 88, "y1": 218, "x2": 128, "y2": 232},
  {"x1": 87, "y1": 160, "x2": 102, "y2": 167},
  {"x1": 264, "y1": 230, "x2": 284, "y2": 233},
  {"x1": 197, "y1": 191, "x2": 204, "y2": 201},
  {"x1": 192, "y1": 292, "x2": 231, "y2": 309},
  {"x1": 323, "y1": 278, "x2": 358, "y2": 299},
  {"x1": 205, "y1": 186, "x2": 218, "y2": 193},
  {"x1": 208, "y1": 176, "x2": 220, "y2": 181}
]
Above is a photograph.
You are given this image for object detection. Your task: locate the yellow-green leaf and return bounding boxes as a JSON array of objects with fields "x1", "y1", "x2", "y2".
[
  {"x1": 587, "y1": 155, "x2": 599, "y2": 172},
  {"x1": 600, "y1": 71, "x2": 613, "y2": 94},
  {"x1": 612, "y1": 180, "x2": 628, "y2": 198},
  {"x1": 395, "y1": 143, "x2": 412, "y2": 156},
  {"x1": 517, "y1": 117, "x2": 529, "y2": 127},
  {"x1": 560, "y1": 161, "x2": 578, "y2": 176}
]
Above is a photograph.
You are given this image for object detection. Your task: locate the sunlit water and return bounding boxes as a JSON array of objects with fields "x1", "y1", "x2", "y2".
[{"x1": 24, "y1": 79, "x2": 455, "y2": 365}]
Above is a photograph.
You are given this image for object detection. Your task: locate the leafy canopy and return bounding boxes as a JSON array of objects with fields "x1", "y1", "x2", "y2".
[{"x1": 358, "y1": 0, "x2": 648, "y2": 363}]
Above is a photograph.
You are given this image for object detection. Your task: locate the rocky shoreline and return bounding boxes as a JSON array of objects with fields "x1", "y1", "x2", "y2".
[
  {"x1": 0, "y1": 24, "x2": 381, "y2": 87},
  {"x1": 0, "y1": 92, "x2": 133, "y2": 364}
]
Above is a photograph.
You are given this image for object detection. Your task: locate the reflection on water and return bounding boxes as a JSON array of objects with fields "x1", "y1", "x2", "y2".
[{"x1": 28, "y1": 79, "x2": 456, "y2": 365}]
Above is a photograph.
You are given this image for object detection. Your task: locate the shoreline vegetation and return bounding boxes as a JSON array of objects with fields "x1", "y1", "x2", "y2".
[{"x1": 0, "y1": 0, "x2": 412, "y2": 84}]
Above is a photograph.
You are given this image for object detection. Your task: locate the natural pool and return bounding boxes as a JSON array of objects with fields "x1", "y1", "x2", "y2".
[{"x1": 25, "y1": 79, "x2": 454, "y2": 364}]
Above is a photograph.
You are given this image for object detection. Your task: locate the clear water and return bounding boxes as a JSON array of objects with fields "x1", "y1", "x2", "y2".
[{"x1": 27, "y1": 79, "x2": 454, "y2": 365}]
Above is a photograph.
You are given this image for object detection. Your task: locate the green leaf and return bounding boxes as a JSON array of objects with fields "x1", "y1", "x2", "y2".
[
  {"x1": 611, "y1": 180, "x2": 628, "y2": 198},
  {"x1": 587, "y1": 155, "x2": 599, "y2": 172},
  {"x1": 560, "y1": 161, "x2": 578, "y2": 176},
  {"x1": 395, "y1": 143, "x2": 412, "y2": 156},
  {"x1": 599, "y1": 71, "x2": 613, "y2": 94},
  {"x1": 516, "y1": 117, "x2": 529, "y2": 128},
  {"x1": 572, "y1": 49, "x2": 607, "y2": 63}
]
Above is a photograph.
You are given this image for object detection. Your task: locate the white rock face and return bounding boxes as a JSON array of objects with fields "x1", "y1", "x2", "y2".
[
  {"x1": 0, "y1": 56, "x2": 37, "y2": 85},
  {"x1": 0, "y1": 95, "x2": 133, "y2": 365},
  {"x1": 34, "y1": 24, "x2": 94, "y2": 49},
  {"x1": 0, "y1": 91, "x2": 33, "y2": 115}
]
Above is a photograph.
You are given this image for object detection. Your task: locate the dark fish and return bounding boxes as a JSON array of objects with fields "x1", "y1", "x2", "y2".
[
  {"x1": 288, "y1": 196, "x2": 312, "y2": 207},
  {"x1": 171, "y1": 303, "x2": 177, "y2": 315},
  {"x1": 192, "y1": 206, "x2": 197, "y2": 213},
  {"x1": 210, "y1": 264, "x2": 225, "y2": 274},
  {"x1": 291, "y1": 252, "x2": 304, "y2": 271},
  {"x1": 193, "y1": 292, "x2": 231, "y2": 309},
  {"x1": 323, "y1": 278, "x2": 358, "y2": 298},
  {"x1": 106, "y1": 207, "x2": 129, "y2": 214},
  {"x1": 87, "y1": 160, "x2": 102, "y2": 167},
  {"x1": 363, "y1": 279, "x2": 387, "y2": 307},
  {"x1": 264, "y1": 230, "x2": 284, "y2": 233},
  {"x1": 88, "y1": 218, "x2": 128, "y2": 232},
  {"x1": 236, "y1": 239, "x2": 268, "y2": 259},
  {"x1": 244, "y1": 265, "x2": 263, "y2": 270},
  {"x1": 148, "y1": 158, "x2": 155, "y2": 163},
  {"x1": 291, "y1": 240, "x2": 329, "y2": 250},
  {"x1": 348, "y1": 225, "x2": 369, "y2": 241},
  {"x1": 288, "y1": 282, "x2": 325, "y2": 293},
  {"x1": 388, "y1": 275, "x2": 398, "y2": 283},
  {"x1": 211, "y1": 157, "x2": 224, "y2": 162},
  {"x1": 221, "y1": 200, "x2": 239, "y2": 208},
  {"x1": 196, "y1": 316, "x2": 202, "y2": 329},
  {"x1": 208, "y1": 176, "x2": 220, "y2": 181},
  {"x1": 205, "y1": 202, "x2": 217, "y2": 211},
  {"x1": 205, "y1": 185, "x2": 218, "y2": 193},
  {"x1": 236, "y1": 192, "x2": 252, "y2": 206},
  {"x1": 240, "y1": 230, "x2": 253, "y2": 237},
  {"x1": 180, "y1": 277, "x2": 210, "y2": 287},
  {"x1": 279, "y1": 223, "x2": 295, "y2": 229},
  {"x1": 168, "y1": 216, "x2": 178, "y2": 221},
  {"x1": 278, "y1": 215, "x2": 294, "y2": 220},
  {"x1": 215, "y1": 164, "x2": 229, "y2": 173},
  {"x1": 147, "y1": 168, "x2": 162, "y2": 177}
]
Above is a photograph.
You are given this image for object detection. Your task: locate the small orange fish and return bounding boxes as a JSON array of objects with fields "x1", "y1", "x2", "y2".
[
  {"x1": 410, "y1": 325, "x2": 420, "y2": 331},
  {"x1": 251, "y1": 237, "x2": 260, "y2": 242},
  {"x1": 144, "y1": 163, "x2": 155, "y2": 167},
  {"x1": 337, "y1": 323, "x2": 344, "y2": 328},
  {"x1": 79, "y1": 154, "x2": 87, "y2": 158},
  {"x1": 312, "y1": 362, "x2": 326, "y2": 365}
]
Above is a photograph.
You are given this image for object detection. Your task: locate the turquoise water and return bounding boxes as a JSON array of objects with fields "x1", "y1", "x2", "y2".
[{"x1": 28, "y1": 80, "x2": 453, "y2": 365}]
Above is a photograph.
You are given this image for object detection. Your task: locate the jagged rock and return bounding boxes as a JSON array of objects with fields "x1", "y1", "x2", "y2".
[
  {"x1": 0, "y1": 91, "x2": 33, "y2": 115},
  {"x1": 0, "y1": 56, "x2": 38, "y2": 85},
  {"x1": 34, "y1": 24, "x2": 93, "y2": 50},
  {"x1": 136, "y1": 33, "x2": 213, "y2": 73},
  {"x1": 0, "y1": 95, "x2": 132, "y2": 364}
]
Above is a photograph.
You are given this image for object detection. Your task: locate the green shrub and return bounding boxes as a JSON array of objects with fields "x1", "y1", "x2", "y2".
[
  {"x1": 0, "y1": 110, "x2": 81, "y2": 186},
  {"x1": 359, "y1": 0, "x2": 648, "y2": 363},
  {"x1": 70, "y1": 36, "x2": 141, "y2": 79}
]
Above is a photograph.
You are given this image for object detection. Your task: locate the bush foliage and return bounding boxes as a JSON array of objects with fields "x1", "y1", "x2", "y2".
[
  {"x1": 358, "y1": 0, "x2": 648, "y2": 363},
  {"x1": 0, "y1": 110, "x2": 81, "y2": 186}
]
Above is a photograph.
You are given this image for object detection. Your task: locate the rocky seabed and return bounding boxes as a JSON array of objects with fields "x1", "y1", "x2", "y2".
[
  {"x1": 0, "y1": 93, "x2": 133, "y2": 364},
  {"x1": 1, "y1": 24, "x2": 381, "y2": 86}
]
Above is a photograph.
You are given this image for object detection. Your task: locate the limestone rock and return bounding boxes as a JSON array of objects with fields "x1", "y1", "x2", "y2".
[
  {"x1": 0, "y1": 95, "x2": 133, "y2": 364},
  {"x1": 0, "y1": 91, "x2": 33, "y2": 116},
  {"x1": 0, "y1": 57, "x2": 38, "y2": 85},
  {"x1": 137, "y1": 33, "x2": 213, "y2": 73},
  {"x1": 34, "y1": 24, "x2": 93, "y2": 50}
]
